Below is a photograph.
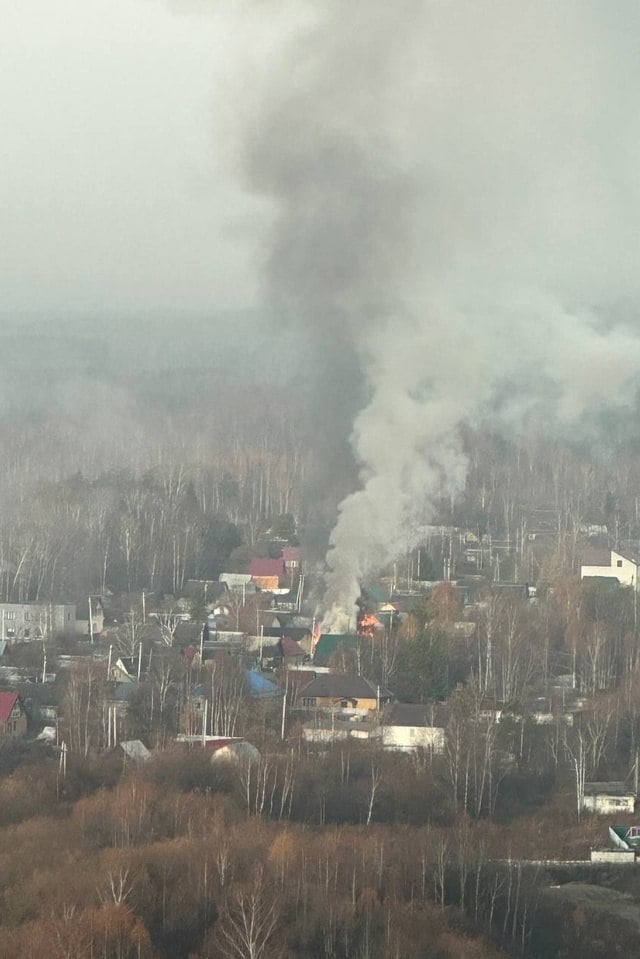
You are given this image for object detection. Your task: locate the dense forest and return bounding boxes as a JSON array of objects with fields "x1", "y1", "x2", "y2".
[{"x1": 2, "y1": 317, "x2": 640, "y2": 603}]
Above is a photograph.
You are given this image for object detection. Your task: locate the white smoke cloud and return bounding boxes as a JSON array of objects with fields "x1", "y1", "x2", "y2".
[{"x1": 221, "y1": 1, "x2": 640, "y2": 625}]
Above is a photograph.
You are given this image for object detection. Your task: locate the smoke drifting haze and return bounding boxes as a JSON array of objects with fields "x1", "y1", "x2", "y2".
[
  {"x1": 230, "y1": 1, "x2": 640, "y2": 628},
  {"x1": 5, "y1": 2, "x2": 640, "y2": 620}
]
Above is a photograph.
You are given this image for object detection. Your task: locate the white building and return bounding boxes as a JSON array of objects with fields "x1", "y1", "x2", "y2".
[
  {"x1": 381, "y1": 703, "x2": 447, "y2": 754},
  {"x1": 581, "y1": 550, "x2": 640, "y2": 590},
  {"x1": 582, "y1": 782, "x2": 636, "y2": 815},
  {"x1": 0, "y1": 603, "x2": 76, "y2": 642}
]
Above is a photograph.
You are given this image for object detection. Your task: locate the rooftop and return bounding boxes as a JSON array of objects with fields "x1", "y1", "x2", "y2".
[
  {"x1": 0, "y1": 691, "x2": 18, "y2": 723},
  {"x1": 300, "y1": 673, "x2": 392, "y2": 701}
]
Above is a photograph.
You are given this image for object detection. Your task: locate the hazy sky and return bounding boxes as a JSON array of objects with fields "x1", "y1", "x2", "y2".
[
  {"x1": 1, "y1": 0, "x2": 275, "y2": 317},
  {"x1": 6, "y1": 1, "x2": 640, "y2": 619}
]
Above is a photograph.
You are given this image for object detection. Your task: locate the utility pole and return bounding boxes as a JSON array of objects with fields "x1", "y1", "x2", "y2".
[
  {"x1": 88, "y1": 596, "x2": 94, "y2": 644},
  {"x1": 281, "y1": 674, "x2": 288, "y2": 740},
  {"x1": 202, "y1": 698, "x2": 208, "y2": 746}
]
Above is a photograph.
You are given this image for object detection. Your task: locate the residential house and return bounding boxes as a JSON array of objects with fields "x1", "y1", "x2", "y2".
[
  {"x1": 261, "y1": 622, "x2": 313, "y2": 654},
  {"x1": 109, "y1": 657, "x2": 140, "y2": 683},
  {"x1": 381, "y1": 703, "x2": 447, "y2": 753},
  {"x1": 581, "y1": 550, "x2": 640, "y2": 590},
  {"x1": 583, "y1": 782, "x2": 636, "y2": 815},
  {"x1": 17, "y1": 681, "x2": 58, "y2": 727},
  {"x1": 173, "y1": 622, "x2": 205, "y2": 647},
  {"x1": 252, "y1": 635, "x2": 308, "y2": 669},
  {"x1": 110, "y1": 683, "x2": 141, "y2": 722},
  {"x1": 219, "y1": 573, "x2": 256, "y2": 596},
  {"x1": 252, "y1": 575, "x2": 281, "y2": 592},
  {"x1": 279, "y1": 637, "x2": 308, "y2": 667},
  {"x1": 282, "y1": 546, "x2": 301, "y2": 571},
  {"x1": 75, "y1": 597, "x2": 104, "y2": 638},
  {"x1": 248, "y1": 557, "x2": 287, "y2": 585},
  {"x1": 302, "y1": 715, "x2": 382, "y2": 744},
  {"x1": 0, "y1": 603, "x2": 76, "y2": 642},
  {"x1": 298, "y1": 674, "x2": 392, "y2": 713},
  {"x1": 313, "y1": 633, "x2": 362, "y2": 668},
  {"x1": 245, "y1": 670, "x2": 280, "y2": 697},
  {"x1": 119, "y1": 740, "x2": 151, "y2": 762},
  {"x1": 0, "y1": 691, "x2": 27, "y2": 736}
]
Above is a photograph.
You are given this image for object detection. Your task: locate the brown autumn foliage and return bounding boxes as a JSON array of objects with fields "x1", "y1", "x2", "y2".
[
  {"x1": 0, "y1": 735, "x2": 634, "y2": 958},
  {"x1": 0, "y1": 751, "x2": 528, "y2": 959}
]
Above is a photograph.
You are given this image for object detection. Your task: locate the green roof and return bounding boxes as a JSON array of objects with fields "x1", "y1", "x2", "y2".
[{"x1": 313, "y1": 633, "x2": 361, "y2": 666}]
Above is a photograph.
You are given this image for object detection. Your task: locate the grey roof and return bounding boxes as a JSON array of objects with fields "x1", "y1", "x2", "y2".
[
  {"x1": 300, "y1": 673, "x2": 392, "y2": 701},
  {"x1": 174, "y1": 622, "x2": 203, "y2": 644},
  {"x1": 219, "y1": 573, "x2": 253, "y2": 587},
  {"x1": 113, "y1": 682, "x2": 140, "y2": 702},
  {"x1": 584, "y1": 781, "x2": 636, "y2": 797},
  {"x1": 119, "y1": 740, "x2": 151, "y2": 761},
  {"x1": 385, "y1": 702, "x2": 448, "y2": 728}
]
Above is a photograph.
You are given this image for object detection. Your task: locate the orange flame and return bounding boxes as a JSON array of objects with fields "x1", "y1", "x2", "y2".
[{"x1": 357, "y1": 612, "x2": 382, "y2": 637}]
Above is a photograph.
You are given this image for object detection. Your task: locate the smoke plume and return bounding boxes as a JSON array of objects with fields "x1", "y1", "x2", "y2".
[{"x1": 235, "y1": 1, "x2": 640, "y2": 628}]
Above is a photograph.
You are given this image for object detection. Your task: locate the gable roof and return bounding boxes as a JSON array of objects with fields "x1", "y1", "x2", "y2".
[
  {"x1": 119, "y1": 740, "x2": 151, "y2": 761},
  {"x1": 219, "y1": 573, "x2": 253, "y2": 587},
  {"x1": 300, "y1": 673, "x2": 391, "y2": 701},
  {"x1": 115, "y1": 657, "x2": 137, "y2": 676},
  {"x1": 280, "y1": 636, "x2": 306, "y2": 658},
  {"x1": 584, "y1": 781, "x2": 636, "y2": 797},
  {"x1": 313, "y1": 633, "x2": 361, "y2": 667},
  {"x1": 613, "y1": 549, "x2": 640, "y2": 567},
  {"x1": 0, "y1": 691, "x2": 19, "y2": 723},
  {"x1": 246, "y1": 670, "x2": 280, "y2": 697},
  {"x1": 248, "y1": 557, "x2": 286, "y2": 579}
]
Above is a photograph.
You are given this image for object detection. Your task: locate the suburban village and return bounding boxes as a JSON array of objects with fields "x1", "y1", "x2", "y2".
[
  {"x1": 2, "y1": 521, "x2": 640, "y2": 822},
  {"x1": 2, "y1": 444, "x2": 640, "y2": 957}
]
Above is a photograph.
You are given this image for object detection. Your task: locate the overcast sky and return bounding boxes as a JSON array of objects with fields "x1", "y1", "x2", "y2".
[{"x1": 1, "y1": 0, "x2": 278, "y2": 317}]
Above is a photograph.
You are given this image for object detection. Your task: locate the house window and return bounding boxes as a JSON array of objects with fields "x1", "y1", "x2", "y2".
[
  {"x1": 409, "y1": 728, "x2": 416, "y2": 740},
  {"x1": 617, "y1": 560, "x2": 623, "y2": 567},
  {"x1": 24, "y1": 612, "x2": 30, "y2": 621},
  {"x1": 5, "y1": 611, "x2": 15, "y2": 621},
  {"x1": 302, "y1": 697, "x2": 317, "y2": 707}
]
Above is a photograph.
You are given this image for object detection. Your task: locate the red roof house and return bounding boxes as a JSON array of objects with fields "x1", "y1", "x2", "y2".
[
  {"x1": 248, "y1": 557, "x2": 286, "y2": 583},
  {"x1": 0, "y1": 692, "x2": 27, "y2": 736},
  {"x1": 281, "y1": 546, "x2": 300, "y2": 568}
]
